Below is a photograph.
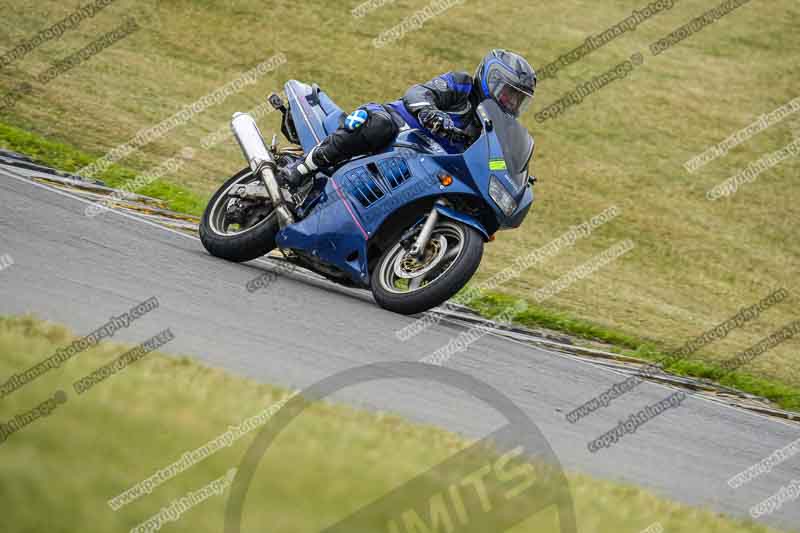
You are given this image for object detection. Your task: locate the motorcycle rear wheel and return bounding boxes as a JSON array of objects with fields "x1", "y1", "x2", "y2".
[
  {"x1": 199, "y1": 168, "x2": 279, "y2": 263},
  {"x1": 371, "y1": 220, "x2": 484, "y2": 315}
]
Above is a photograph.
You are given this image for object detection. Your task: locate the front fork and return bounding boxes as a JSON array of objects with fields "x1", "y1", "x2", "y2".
[{"x1": 409, "y1": 199, "x2": 447, "y2": 258}]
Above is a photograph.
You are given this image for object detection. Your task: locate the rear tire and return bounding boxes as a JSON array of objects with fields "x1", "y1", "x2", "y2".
[
  {"x1": 371, "y1": 220, "x2": 484, "y2": 315},
  {"x1": 199, "y1": 169, "x2": 280, "y2": 263}
]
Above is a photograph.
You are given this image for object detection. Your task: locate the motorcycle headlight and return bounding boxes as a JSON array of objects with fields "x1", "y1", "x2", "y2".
[{"x1": 489, "y1": 175, "x2": 517, "y2": 216}]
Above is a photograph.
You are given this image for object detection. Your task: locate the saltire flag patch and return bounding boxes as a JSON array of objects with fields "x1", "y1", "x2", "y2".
[{"x1": 345, "y1": 109, "x2": 369, "y2": 131}]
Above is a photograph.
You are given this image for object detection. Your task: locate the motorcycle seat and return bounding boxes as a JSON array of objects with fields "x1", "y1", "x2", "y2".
[{"x1": 323, "y1": 110, "x2": 346, "y2": 137}]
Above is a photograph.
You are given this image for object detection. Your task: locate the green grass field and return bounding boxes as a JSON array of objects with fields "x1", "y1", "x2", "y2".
[
  {"x1": 0, "y1": 315, "x2": 788, "y2": 533},
  {"x1": 0, "y1": 0, "x2": 797, "y2": 402}
]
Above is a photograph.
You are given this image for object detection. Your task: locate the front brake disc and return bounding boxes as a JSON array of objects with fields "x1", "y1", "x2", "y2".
[{"x1": 393, "y1": 235, "x2": 448, "y2": 279}]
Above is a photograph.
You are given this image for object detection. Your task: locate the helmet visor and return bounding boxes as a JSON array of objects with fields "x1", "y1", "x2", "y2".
[{"x1": 486, "y1": 64, "x2": 534, "y2": 117}]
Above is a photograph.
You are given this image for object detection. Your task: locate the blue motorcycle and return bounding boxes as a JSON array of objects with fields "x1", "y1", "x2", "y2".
[{"x1": 200, "y1": 80, "x2": 536, "y2": 315}]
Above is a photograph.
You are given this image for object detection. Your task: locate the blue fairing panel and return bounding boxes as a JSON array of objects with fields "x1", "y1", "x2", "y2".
[
  {"x1": 285, "y1": 80, "x2": 345, "y2": 151},
  {"x1": 434, "y1": 205, "x2": 490, "y2": 240},
  {"x1": 276, "y1": 174, "x2": 371, "y2": 285},
  {"x1": 276, "y1": 145, "x2": 487, "y2": 285}
]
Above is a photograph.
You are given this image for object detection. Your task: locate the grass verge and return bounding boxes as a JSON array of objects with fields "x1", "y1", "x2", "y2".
[
  {"x1": 0, "y1": 315, "x2": 787, "y2": 533},
  {"x1": 0, "y1": 121, "x2": 206, "y2": 216}
]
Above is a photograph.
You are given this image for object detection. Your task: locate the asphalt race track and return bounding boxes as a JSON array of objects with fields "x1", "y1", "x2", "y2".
[{"x1": 1, "y1": 165, "x2": 798, "y2": 529}]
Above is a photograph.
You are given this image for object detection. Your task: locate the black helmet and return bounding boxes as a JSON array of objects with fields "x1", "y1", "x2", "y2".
[{"x1": 474, "y1": 49, "x2": 537, "y2": 117}]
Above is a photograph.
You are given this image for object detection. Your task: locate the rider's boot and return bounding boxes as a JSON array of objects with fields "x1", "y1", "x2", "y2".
[{"x1": 278, "y1": 147, "x2": 324, "y2": 190}]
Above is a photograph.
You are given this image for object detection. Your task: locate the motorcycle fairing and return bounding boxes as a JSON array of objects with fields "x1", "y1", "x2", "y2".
[
  {"x1": 278, "y1": 81, "x2": 533, "y2": 286},
  {"x1": 284, "y1": 80, "x2": 344, "y2": 151}
]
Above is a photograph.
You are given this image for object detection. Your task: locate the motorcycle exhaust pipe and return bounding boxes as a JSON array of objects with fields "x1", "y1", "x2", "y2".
[{"x1": 230, "y1": 112, "x2": 295, "y2": 227}]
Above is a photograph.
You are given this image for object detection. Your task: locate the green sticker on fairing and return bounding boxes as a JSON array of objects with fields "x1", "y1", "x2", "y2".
[{"x1": 489, "y1": 159, "x2": 507, "y2": 171}]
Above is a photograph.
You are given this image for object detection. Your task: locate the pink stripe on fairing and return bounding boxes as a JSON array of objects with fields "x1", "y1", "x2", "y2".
[{"x1": 331, "y1": 178, "x2": 369, "y2": 240}]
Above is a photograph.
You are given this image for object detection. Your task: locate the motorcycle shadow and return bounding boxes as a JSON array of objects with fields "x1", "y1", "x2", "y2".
[{"x1": 242, "y1": 256, "x2": 377, "y2": 306}]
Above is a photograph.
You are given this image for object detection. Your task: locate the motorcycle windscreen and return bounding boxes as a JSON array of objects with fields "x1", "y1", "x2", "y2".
[{"x1": 480, "y1": 100, "x2": 534, "y2": 189}]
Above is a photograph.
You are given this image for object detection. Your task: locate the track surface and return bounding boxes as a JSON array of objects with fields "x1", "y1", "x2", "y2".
[{"x1": 1, "y1": 167, "x2": 798, "y2": 529}]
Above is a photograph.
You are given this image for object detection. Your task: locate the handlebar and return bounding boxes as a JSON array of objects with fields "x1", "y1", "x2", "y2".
[{"x1": 442, "y1": 127, "x2": 470, "y2": 144}]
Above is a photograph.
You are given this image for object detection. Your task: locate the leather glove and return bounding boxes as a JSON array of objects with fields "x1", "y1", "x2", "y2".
[{"x1": 418, "y1": 109, "x2": 455, "y2": 135}]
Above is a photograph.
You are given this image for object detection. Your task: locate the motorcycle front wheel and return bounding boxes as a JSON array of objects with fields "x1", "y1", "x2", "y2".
[{"x1": 370, "y1": 220, "x2": 484, "y2": 315}]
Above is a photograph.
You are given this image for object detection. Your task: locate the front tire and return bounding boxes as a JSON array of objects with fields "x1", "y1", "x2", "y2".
[
  {"x1": 371, "y1": 220, "x2": 484, "y2": 315},
  {"x1": 199, "y1": 168, "x2": 280, "y2": 263}
]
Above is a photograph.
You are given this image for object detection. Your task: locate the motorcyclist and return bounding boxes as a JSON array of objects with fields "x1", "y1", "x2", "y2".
[{"x1": 279, "y1": 49, "x2": 537, "y2": 189}]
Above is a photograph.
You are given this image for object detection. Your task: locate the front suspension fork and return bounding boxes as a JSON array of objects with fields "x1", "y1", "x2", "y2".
[{"x1": 409, "y1": 199, "x2": 446, "y2": 258}]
